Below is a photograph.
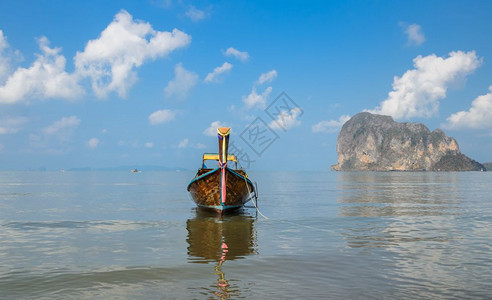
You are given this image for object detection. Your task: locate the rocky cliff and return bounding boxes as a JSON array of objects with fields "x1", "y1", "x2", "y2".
[{"x1": 332, "y1": 112, "x2": 485, "y2": 171}]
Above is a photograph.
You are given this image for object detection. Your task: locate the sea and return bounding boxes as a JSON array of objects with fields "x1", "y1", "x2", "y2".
[{"x1": 0, "y1": 170, "x2": 491, "y2": 299}]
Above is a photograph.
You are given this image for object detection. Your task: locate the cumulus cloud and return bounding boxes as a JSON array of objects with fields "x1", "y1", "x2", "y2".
[
  {"x1": 204, "y1": 120, "x2": 228, "y2": 136},
  {"x1": 1, "y1": 11, "x2": 190, "y2": 103},
  {"x1": 0, "y1": 30, "x2": 23, "y2": 84},
  {"x1": 243, "y1": 86, "x2": 272, "y2": 109},
  {"x1": 43, "y1": 116, "x2": 81, "y2": 135},
  {"x1": 0, "y1": 37, "x2": 83, "y2": 104},
  {"x1": 145, "y1": 142, "x2": 154, "y2": 148},
  {"x1": 241, "y1": 69, "x2": 278, "y2": 110},
  {"x1": 444, "y1": 86, "x2": 492, "y2": 130},
  {"x1": 75, "y1": 10, "x2": 191, "y2": 98},
  {"x1": 148, "y1": 109, "x2": 176, "y2": 125},
  {"x1": 185, "y1": 6, "x2": 207, "y2": 22},
  {"x1": 225, "y1": 47, "x2": 249, "y2": 62},
  {"x1": 32, "y1": 116, "x2": 81, "y2": 150},
  {"x1": 176, "y1": 138, "x2": 205, "y2": 149},
  {"x1": 257, "y1": 69, "x2": 277, "y2": 85},
  {"x1": 164, "y1": 63, "x2": 198, "y2": 99},
  {"x1": 204, "y1": 62, "x2": 233, "y2": 83},
  {"x1": 269, "y1": 107, "x2": 302, "y2": 131},
  {"x1": 401, "y1": 23, "x2": 425, "y2": 46},
  {"x1": 151, "y1": 0, "x2": 173, "y2": 9},
  {"x1": 0, "y1": 30, "x2": 11, "y2": 82},
  {"x1": 88, "y1": 137, "x2": 100, "y2": 148},
  {"x1": 0, "y1": 116, "x2": 28, "y2": 134},
  {"x1": 0, "y1": 30, "x2": 7, "y2": 52},
  {"x1": 178, "y1": 138, "x2": 189, "y2": 148},
  {"x1": 369, "y1": 51, "x2": 482, "y2": 120},
  {"x1": 312, "y1": 115, "x2": 351, "y2": 133}
]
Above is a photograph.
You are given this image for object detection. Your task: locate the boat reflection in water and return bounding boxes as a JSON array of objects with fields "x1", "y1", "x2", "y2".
[{"x1": 186, "y1": 209, "x2": 257, "y2": 298}]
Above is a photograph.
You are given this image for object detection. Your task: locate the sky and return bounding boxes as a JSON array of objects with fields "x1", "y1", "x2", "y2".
[{"x1": 0, "y1": 0, "x2": 491, "y2": 171}]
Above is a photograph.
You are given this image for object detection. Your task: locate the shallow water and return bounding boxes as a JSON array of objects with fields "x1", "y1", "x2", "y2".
[{"x1": 0, "y1": 171, "x2": 491, "y2": 299}]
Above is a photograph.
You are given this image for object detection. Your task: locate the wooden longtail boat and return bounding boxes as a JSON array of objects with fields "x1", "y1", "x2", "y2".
[{"x1": 187, "y1": 127, "x2": 257, "y2": 213}]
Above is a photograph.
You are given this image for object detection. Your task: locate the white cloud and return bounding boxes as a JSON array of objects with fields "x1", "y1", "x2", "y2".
[
  {"x1": 148, "y1": 109, "x2": 176, "y2": 125},
  {"x1": 117, "y1": 140, "x2": 139, "y2": 148},
  {"x1": 241, "y1": 70, "x2": 278, "y2": 111},
  {"x1": 0, "y1": 116, "x2": 27, "y2": 134},
  {"x1": 444, "y1": 86, "x2": 492, "y2": 130},
  {"x1": 88, "y1": 137, "x2": 100, "y2": 148},
  {"x1": 176, "y1": 138, "x2": 205, "y2": 149},
  {"x1": 1, "y1": 11, "x2": 191, "y2": 103},
  {"x1": 204, "y1": 62, "x2": 233, "y2": 83},
  {"x1": 401, "y1": 23, "x2": 425, "y2": 46},
  {"x1": 32, "y1": 116, "x2": 81, "y2": 149},
  {"x1": 0, "y1": 30, "x2": 7, "y2": 52},
  {"x1": 43, "y1": 116, "x2": 81, "y2": 135},
  {"x1": 151, "y1": 0, "x2": 173, "y2": 9},
  {"x1": 164, "y1": 63, "x2": 198, "y2": 99},
  {"x1": 312, "y1": 115, "x2": 351, "y2": 133},
  {"x1": 185, "y1": 6, "x2": 207, "y2": 22},
  {"x1": 369, "y1": 51, "x2": 482, "y2": 120},
  {"x1": 243, "y1": 86, "x2": 272, "y2": 109},
  {"x1": 204, "y1": 120, "x2": 228, "y2": 136},
  {"x1": 225, "y1": 47, "x2": 249, "y2": 62},
  {"x1": 0, "y1": 128, "x2": 13, "y2": 135},
  {"x1": 257, "y1": 69, "x2": 277, "y2": 85},
  {"x1": 74, "y1": 10, "x2": 191, "y2": 98},
  {"x1": 0, "y1": 30, "x2": 11, "y2": 83},
  {"x1": 0, "y1": 30, "x2": 23, "y2": 85},
  {"x1": 178, "y1": 138, "x2": 189, "y2": 148},
  {"x1": 269, "y1": 107, "x2": 302, "y2": 131},
  {"x1": 145, "y1": 142, "x2": 154, "y2": 148},
  {"x1": 0, "y1": 36, "x2": 83, "y2": 104}
]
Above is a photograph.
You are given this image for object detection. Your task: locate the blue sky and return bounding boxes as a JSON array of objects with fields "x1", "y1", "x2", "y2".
[{"x1": 0, "y1": 0, "x2": 491, "y2": 171}]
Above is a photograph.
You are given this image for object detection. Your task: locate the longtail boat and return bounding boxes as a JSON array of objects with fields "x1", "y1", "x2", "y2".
[{"x1": 187, "y1": 127, "x2": 257, "y2": 213}]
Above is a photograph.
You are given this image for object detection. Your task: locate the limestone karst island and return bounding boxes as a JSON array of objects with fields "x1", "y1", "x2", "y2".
[{"x1": 332, "y1": 112, "x2": 485, "y2": 172}]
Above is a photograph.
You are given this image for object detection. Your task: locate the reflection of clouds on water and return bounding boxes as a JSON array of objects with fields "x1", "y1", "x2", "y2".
[
  {"x1": 0, "y1": 219, "x2": 186, "y2": 280},
  {"x1": 337, "y1": 172, "x2": 464, "y2": 250},
  {"x1": 0, "y1": 264, "x2": 207, "y2": 298},
  {"x1": 4, "y1": 220, "x2": 166, "y2": 233},
  {"x1": 336, "y1": 172, "x2": 492, "y2": 298},
  {"x1": 338, "y1": 172, "x2": 460, "y2": 217}
]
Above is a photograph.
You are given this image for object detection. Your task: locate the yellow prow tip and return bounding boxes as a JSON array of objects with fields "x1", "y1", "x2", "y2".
[{"x1": 217, "y1": 127, "x2": 231, "y2": 136}]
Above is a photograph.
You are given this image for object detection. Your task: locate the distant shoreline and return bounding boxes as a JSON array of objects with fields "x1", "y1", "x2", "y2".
[{"x1": 0, "y1": 166, "x2": 189, "y2": 172}]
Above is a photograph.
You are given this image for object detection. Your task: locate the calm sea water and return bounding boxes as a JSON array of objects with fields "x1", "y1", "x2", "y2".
[{"x1": 0, "y1": 170, "x2": 491, "y2": 299}]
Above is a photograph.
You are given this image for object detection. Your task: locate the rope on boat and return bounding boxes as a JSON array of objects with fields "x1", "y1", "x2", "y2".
[
  {"x1": 240, "y1": 171, "x2": 338, "y2": 232},
  {"x1": 236, "y1": 167, "x2": 336, "y2": 233},
  {"x1": 243, "y1": 172, "x2": 269, "y2": 220},
  {"x1": 235, "y1": 158, "x2": 268, "y2": 219},
  {"x1": 250, "y1": 189, "x2": 269, "y2": 220},
  {"x1": 277, "y1": 219, "x2": 337, "y2": 233}
]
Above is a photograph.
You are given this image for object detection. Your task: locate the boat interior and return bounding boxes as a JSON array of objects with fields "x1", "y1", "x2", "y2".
[{"x1": 196, "y1": 153, "x2": 248, "y2": 177}]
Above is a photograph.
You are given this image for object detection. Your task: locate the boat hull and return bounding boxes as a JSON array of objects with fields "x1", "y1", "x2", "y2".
[{"x1": 187, "y1": 167, "x2": 255, "y2": 213}]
